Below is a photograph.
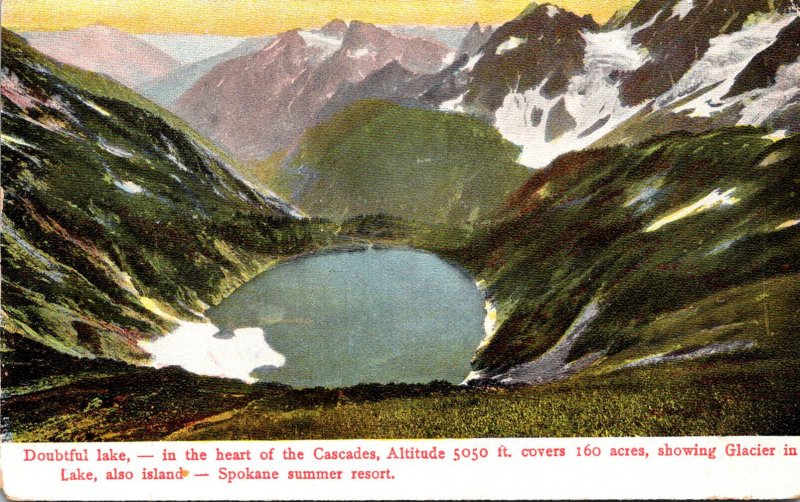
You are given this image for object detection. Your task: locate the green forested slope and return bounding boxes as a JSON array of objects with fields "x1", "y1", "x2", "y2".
[
  {"x1": 453, "y1": 128, "x2": 800, "y2": 378},
  {"x1": 266, "y1": 100, "x2": 531, "y2": 226},
  {"x1": 1, "y1": 30, "x2": 335, "y2": 362}
]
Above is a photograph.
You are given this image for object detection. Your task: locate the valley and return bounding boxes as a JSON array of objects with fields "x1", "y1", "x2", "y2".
[{"x1": 2, "y1": 0, "x2": 800, "y2": 440}]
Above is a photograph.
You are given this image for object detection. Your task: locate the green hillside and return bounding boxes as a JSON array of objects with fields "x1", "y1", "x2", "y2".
[
  {"x1": 1, "y1": 29, "x2": 336, "y2": 363},
  {"x1": 452, "y1": 127, "x2": 800, "y2": 378},
  {"x1": 266, "y1": 100, "x2": 531, "y2": 226}
]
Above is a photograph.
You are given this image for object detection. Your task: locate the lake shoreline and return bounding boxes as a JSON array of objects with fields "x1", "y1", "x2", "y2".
[{"x1": 141, "y1": 247, "x2": 488, "y2": 388}]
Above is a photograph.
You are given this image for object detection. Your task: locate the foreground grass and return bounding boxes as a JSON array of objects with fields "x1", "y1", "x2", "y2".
[
  {"x1": 4, "y1": 333, "x2": 798, "y2": 441},
  {"x1": 167, "y1": 358, "x2": 800, "y2": 440}
]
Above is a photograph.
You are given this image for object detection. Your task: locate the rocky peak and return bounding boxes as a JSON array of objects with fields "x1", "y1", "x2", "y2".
[
  {"x1": 463, "y1": 2, "x2": 598, "y2": 113},
  {"x1": 341, "y1": 20, "x2": 391, "y2": 48},
  {"x1": 260, "y1": 29, "x2": 309, "y2": 55},
  {"x1": 320, "y1": 19, "x2": 349, "y2": 37},
  {"x1": 458, "y1": 22, "x2": 494, "y2": 56}
]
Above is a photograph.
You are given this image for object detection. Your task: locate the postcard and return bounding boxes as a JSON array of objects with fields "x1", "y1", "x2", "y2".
[{"x1": 1, "y1": 0, "x2": 799, "y2": 499}]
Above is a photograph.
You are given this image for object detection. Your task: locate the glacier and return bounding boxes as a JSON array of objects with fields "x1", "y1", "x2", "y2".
[
  {"x1": 494, "y1": 16, "x2": 657, "y2": 168},
  {"x1": 666, "y1": 13, "x2": 797, "y2": 118}
]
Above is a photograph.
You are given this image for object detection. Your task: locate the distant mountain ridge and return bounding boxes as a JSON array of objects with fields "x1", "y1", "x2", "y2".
[
  {"x1": 22, "y1": 25, "x2": 181, "y2": 88},
  {"x1": 172, "y1": 20, "x2": 455, "y2": 160},
  {"x1": 135, "y1": 34, "x2": 247, "y2": 64},
  {"x1": 136, "y1": 36, "x2": 275, "y2": 107},
  {"x1": 382, "y1": 25, "x2": 475, "y2": 50}
]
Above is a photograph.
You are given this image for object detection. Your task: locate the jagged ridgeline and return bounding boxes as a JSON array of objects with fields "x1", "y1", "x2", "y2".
[
  {"x1": 458, "y1": 128, "x2": 800, "y2": 381},
  {"x1": 264, "y1": 99, "x2": 531, "y2": 225},
  {"x1": 1, "y1": 30, "x2": 334, "y2": 362}
]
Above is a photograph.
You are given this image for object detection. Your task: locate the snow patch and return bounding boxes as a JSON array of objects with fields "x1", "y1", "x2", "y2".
[
  {"x1": 440, "y1": 92, "x2": 466, "y2": 112},
  {"x1": 166, "y1": 153, "x2": 189, "y2": 172},
  {"x1": 160, "y1": 135, "x2": 190, "y2": 172},
  {"x1": 460, "y1": 370, "x2": 485, "y2": 385},
  {"x1": 762, "y1": 129, "x2": 790, "y2": 141},
  {"x1": 496, "y1": 36, "x2": 526, "y2": 56},
  {"x1": 299, "y1": 30, "x2": 344, "y2": 60},
  {"x1": 645, "y1": 188, "x2": 739, "y2": 232},
  {"x1": 99, "y1": 137, "x2": 134, "y2": 158},
  {"x1": 775, "y1": 218, "x2": 800, "y2": 230},
  {"x1": 464, "y1": 52, "x2": 483, "y2": 72},
  {"x1": 114, "y1": 180, "x2": 145, "y2": 194},
  {"x1": 623, "y1": 340, "x2": 755, "y2": 369},
  {"x1": 472, "y1": 280, "x2": 501, "y2": 351},
  {"x1": 77, "y1": 96, "x2": 111, "y2": 117},
  {"x1": 138, "y1": 322, "x2": 286, "y2": 384},
  {"x1": 347, "y1": 46, "x2": 376, "y2": 60},
  {"x1": 707, "y1": 237, "x2": 740, "y2": 255},
  {"x1": 738, "y1": 58, "x2": 800, "y2": 126},
  {"x1": 1, "y1": 133, "x2": 38, "y2": 149},
  {"x1": 478, "y1": 299, "x2": 499, "y2": 350},
  {"x1": 494, "y1": 18, "x2": 654, "y2": 168},
  {"x1": 625, "y1": 186, "x2": 661, "y2": 208},
  {"x1": 665, "y1": 14, "x2": 797, "y2": 118},
  {"x1": 546, "y1": 5, "x2": 559, "y2": 17},
  {"x1": 670, "y1": 0, "x2": 694, "y2": 20},
  {"x1": 624, "y1": 177, "x2": 665, "y2": 213}
]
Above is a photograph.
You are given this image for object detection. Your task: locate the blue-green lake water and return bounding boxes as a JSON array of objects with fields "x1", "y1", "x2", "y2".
[{"x1": 207, "y1": 249, "x2": 486, "y2": 387}]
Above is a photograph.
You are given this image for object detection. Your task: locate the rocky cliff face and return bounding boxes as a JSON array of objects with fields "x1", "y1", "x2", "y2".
[
  {"x1": 464, "y1": 5, "x2": 598, "y2": 116},
  {"x1": 429, "y1": 1, "x2": 800, "y2": 169}
]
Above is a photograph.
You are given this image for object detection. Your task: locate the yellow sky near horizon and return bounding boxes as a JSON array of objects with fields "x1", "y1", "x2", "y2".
[{"x1": 4, "y1": 0, "x2": 637, "y2": 36}]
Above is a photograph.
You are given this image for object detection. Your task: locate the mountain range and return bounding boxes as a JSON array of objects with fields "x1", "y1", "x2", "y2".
[
  {"x1": 2, "y1": 0, "x2": 800, "y2": 440},
  {"x1": 173, "y1": 20, "x2": 455, "y2": 160},
  {"x1": 22, "y1": 25, "x2": 182, "y2": 88},
  {"x1": 160, "y1": 0, "x2": 800, "y2": 222},
  {"x1": 136, "y1": 35, "x2": 275, "y2": 107},
  {"x1": 423, "y1": 0, "x2": 800, "y2": 168}
]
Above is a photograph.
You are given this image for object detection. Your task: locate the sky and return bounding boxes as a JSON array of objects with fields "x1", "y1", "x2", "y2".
[{"x1": 4, "y1": 0, "x2": 637, "y2": 36}]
